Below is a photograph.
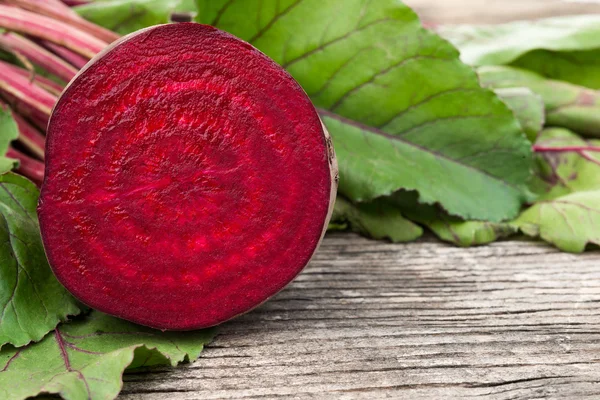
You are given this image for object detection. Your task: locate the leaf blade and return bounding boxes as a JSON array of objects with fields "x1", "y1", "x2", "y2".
[
  {"x1": 479, "y1": 65, "x2": 600, "y2": 137},
  {"x1": 0, "y1": 106, "x2": 19, "y2": 174},
  {"x1": 330, "y1": 196, "x2": 423, "y2": 242},
  {"x1": 321, "y1": 110, "x2": 529, "y2": 221},
  {"x1": 529, "y1": 128, "x2": 600, "y2": 201},
  {"x1": 393, "y1": 191, "x2": 517, "y2": 247},
  {"x1": 439, "y1": 16, "x2": 600, "y2": 89},
  {"x1": 197, "y1": 0, "x2": 533, "y2": 222},
  {"x1": 438, "y1": 15, "x2": 600, "y2": 67},
  {"x1": 76, "y1": 0, "x2": 197, "y2": 35},
  {"x1": 0, "y1": 173, "x2": 80, "y2": 349},
  {"x1": 494, "y1": 87, "x2": 544, "y2": 142},
  {"x1": 0, "y1": 311, "x2": 216, "y2": 400},
  {"x1": 514, "y1": 190, "x2": 600, "y2": 253}
]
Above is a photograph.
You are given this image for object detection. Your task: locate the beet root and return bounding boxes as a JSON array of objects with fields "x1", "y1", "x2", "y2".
[{"x1": 39, "y1": 23, "x2": 337, "y2": 330}]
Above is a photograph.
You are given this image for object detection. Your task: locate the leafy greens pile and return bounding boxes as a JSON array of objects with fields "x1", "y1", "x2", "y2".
[{"x1": 2, "y1": 1, "x2": 600, "y2": 399}]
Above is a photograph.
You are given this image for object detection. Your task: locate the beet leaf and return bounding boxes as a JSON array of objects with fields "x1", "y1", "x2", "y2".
[
  {"x1": 193, "y1": 0, "x2": 533, "y2": 222},
  {"x1": 391, "y1": 191, "x2": 516, "y2": 247},
  {"x1": 75, "y1": 0, "x2": 197, "y2": 34},
  {"x1": 0, "y1": 311, "x2": 215, "y2": 400},
  {"x1": 330, "y1": 196, "x2": 423, "y2": 242},
  {"x1": 439, "y1": 15, "x2": 600, "y2": 89},
  {"x1": 0, "y1": 107, "x2": 18, "y2": 173},
  {"x1": 494, "y1": 87, "x2": 544, "y2": 143},
  {"x1": 514, "y1": 128, "x2": 600, "y2": 252},
  {"x1": 0, "y1": 173, "x2": 80, "y2": 349},
  {"x1": 479, "y1": 66, "x2": 600, "y2": 138},
  {"x1": 529, "y1": 128, "x2": 600, "y2": 201},
  {"x1": 514, "y1": 190, "x2": 600, "y2": 253}
]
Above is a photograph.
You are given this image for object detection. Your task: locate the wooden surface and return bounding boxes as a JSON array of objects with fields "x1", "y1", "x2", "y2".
[
  {"x1": 121, "y1": 1, "x2": 600, "y2": 399},
  {"x1": 121, "y1": 234, "x2": 600, "y2": 399}
]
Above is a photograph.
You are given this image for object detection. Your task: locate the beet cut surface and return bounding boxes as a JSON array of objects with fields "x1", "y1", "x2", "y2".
[{"x1": 39, "y1": 23, "x2": 337, "y2": 330}]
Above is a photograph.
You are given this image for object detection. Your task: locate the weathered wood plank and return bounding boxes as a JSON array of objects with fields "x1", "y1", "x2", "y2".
[{"x1": 120, "y1": 234, "x2": 600, "y2": 399}]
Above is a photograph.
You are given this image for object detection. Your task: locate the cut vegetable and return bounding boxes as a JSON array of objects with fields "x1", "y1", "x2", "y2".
[{"x1": 39, "y1": 23, "x2": 337, "y2": 330}]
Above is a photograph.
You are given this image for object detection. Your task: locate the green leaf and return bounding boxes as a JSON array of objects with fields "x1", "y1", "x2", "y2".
[
  {"x1": 438, "y1": 15, "x2": 600, "y2": 66},
  {"x1": 479, "y1": 65, "x2": 600, "y2": 137},
  {"x1": 197, "y1": 0, "x2": 533, "y2": 222},
  {"x1": 529, "y1": 128, "x2": 600, "y2": 201},
  {"x1": 514, "y1": 190, "x2": 600, "y2": 253},
  {"x1": 439, "y1": 16, "x2": 600, "y2": 89},
  {"x1": 393, "y1": 191, "x2": 516, "y2": 247},
  {"x1": 0, "y1": 105, "x2": 19, "y2": 174},
  {"x1": 408, "y1": 211, "x2": 516, "y2": 247},
  {"x1": 494, "y1": 87, "x2": 544, "y2": 142},
  {"x1": 512, "y1": 48, "x2": 600, "y2": 90},
  {"x1": 0, "y1": 173, "x2": 80, "y2": 349},
  {"x1": 0, "y1": 311, "x2": 216, "y2": 400},
  {"x1": 0, "y1": 158, "x2": 17, "y2": 174},
  {"x1": 76, "y1": 0, "x2": 197, "y2": 35},
  {"x1": 330, "y1": 196, "x2": 422, "y2": 242},
  {"x1": 321, "y1": 110, "x2": 530, "y2": 221},
  {"x1": 426, "y1": 218, "x2": 516, "y2": 247}
]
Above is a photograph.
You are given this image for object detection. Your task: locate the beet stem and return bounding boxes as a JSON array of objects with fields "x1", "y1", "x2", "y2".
[
  {"x1": 0, "y1": 33, "x2": 77, "y2": 82},
  {"x1": 0, "y1": 59, "x2": 57, "y2": 129},
  {"x1": 6, "y1": 146, "x2": 44, "y2": 185},
  {"x1": 2, "y1": 0, "x2": 120, "y2": 43},
  {"x1": 13, "y1": 111, "x2": 45, "y2": 160},
  {"x1": 578, "y1": 150, "x2": 600, "y2": 167},
  {"x1": 533, "y1": 145, "x2": 600, "y2": 167},
  {"x1": 39, "y1": 40, "x2": 90, "y2": 69},
  {"x1": 533, "y1": 145, "x2": 600, "y2": 153},
  {"x1": 1, "y1": 62, "x2": 64, "y2": 96},
  {"x1": 0, "y1": 5, "x2": 108, "y2": 58}
]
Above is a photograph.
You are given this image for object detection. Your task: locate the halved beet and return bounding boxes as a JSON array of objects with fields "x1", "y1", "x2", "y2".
[{"x1": 39, "y1": 23, "x2": 337, "y2": 330}]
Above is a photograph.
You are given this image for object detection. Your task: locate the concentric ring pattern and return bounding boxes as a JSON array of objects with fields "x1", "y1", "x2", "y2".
[{"x1": 39, "y1": 23, "x2": 334, "y2": 330}]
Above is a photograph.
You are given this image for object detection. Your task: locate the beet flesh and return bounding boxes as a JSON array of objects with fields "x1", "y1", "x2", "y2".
[{"x1": 39, "y1": 23, "x2": 337, "y2": 330}]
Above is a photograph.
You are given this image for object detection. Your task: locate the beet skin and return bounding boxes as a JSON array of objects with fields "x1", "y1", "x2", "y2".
[{"x1": 39, "y1": 23, "x2": 337, "y2": 330}]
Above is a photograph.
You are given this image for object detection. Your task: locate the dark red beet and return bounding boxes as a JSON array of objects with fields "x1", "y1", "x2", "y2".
[{"x1": 39, "y1": 23, "x2": 337, "y2": 330}]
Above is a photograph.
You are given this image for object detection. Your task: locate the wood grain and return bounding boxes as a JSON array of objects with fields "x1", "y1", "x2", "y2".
[
  {"x1": 121, "y1": 1, "x2": 600, "y2": 398},
  {"x1": 121, "y1": 234, "x2": 600, "y2": 399}
]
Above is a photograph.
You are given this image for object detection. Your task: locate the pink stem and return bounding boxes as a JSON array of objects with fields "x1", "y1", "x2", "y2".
[
  {"x1": 0, "y1": 5, "x2": 108, "y2": 58},
  {"x1": 0, "y1": 33, "x2": 77, "y2": 82},
  {"x1": 40, "y1": 40, "x2": 89, "y2": 69},
  {"x1": 0, "y1": 60, "x2": 57, "y2": 130},
  {"x1": 6, "y1": 147, "x2": 44, "y2": 185},
  {"x1": 533, "y1": 145, "x2": 600, "y2": 153},
  {"x1": 1, "y1": 62, "x2": 63, "y2": 96},
  {"x1": 577, "y1": 151, "x2": 600, "y2": 167},
  {"x1": 1, "y1": 0, "x2": 119, "y2": 43},
  {"x1": 13, "y1": 112, "x2": 45, "y2": 159},
  {"x1": 422, "y1": 21, "x2": 439, "y2": 30}
]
